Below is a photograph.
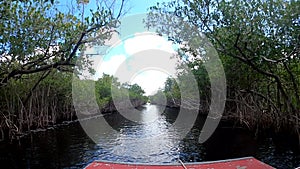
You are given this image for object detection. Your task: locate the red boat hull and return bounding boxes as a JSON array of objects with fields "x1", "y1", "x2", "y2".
[{"x1": 85, "y1": 157, "x2": 274, "y2": 169}]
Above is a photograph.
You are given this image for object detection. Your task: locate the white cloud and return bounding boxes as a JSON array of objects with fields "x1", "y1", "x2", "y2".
[
  {"x1": 124, "y1": 33, "x2": 175, "y2": 55},
  {"x1": 90, "y1": 32, "x2": 179, "y2": 95},
  {"x1": 96, "y1": 54, "x2": 127, "y2": 78},
  {"x1": 130, "y1": 70, "x2": 169, "y2": 96},
  {"x1": 120, "y1": 33, "x2": 178, "y2": 95}
]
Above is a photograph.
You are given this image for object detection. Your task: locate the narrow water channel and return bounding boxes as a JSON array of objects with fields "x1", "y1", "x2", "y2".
[{"x1": 0, "y1": 104, "x2": 299, "y2": 169}]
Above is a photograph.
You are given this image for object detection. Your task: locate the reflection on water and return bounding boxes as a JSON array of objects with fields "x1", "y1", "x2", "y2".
[
  {"x1": 86, "y1": 104, "x2": 182, "y2": 163},
  {"x1": 0, "y1": 104, "x2": 299, "y2": 169}
]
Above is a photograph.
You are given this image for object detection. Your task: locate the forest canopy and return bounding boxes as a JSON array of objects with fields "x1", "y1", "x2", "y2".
[
  {"x1": 147, "y1": 0, "x2": 299, "y2": 133},
  {"x1": 0, "y1": 0, "x2": 147, "y2": 141},
  {"x1": 0, "y1": 0, "x2": 299, "y2": 141}
]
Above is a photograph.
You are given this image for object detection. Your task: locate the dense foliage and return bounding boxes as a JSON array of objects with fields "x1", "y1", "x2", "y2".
[
  {"x1": 0, "y1": 0, "x2": 147, "y2": 141},
  {"x1": 0, "y1": 72, "x2": 147, "y2": 141},
  {"x1": 147, "y1": 0, "x2": 300, "y2": 134},
  {"x1": 0, "y1": 0, "x2": 123, "y2": 85},
  {"x1": 150, "y1": 77, "x2": 181, "y2": 107},
  {"x1": 95, "y1": 74, "x2": 148, "y2": 110},
  {"x1": 0, "y1": 72, "x2": 74, "y2": 140}
]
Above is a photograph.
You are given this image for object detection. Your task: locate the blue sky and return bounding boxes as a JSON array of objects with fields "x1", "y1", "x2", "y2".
[
  {"x1": 58, "y1": 0, "x2": 171, "y2": 17},
  {"x1": 126, "y1": 0, "x2": 170, "y2": 15},
  {"x1": 127, "y1": 0, "x2": 159, "y2": 15},
  {"x1": 71, "y1": 0, "x2": 177, "y2": 96}
]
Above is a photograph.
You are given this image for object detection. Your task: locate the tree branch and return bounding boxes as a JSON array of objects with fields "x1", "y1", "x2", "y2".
[
  {"x1": 283, "y1": 62, "x2": 300, "y2": 105},
  {"x1": 23, "y1": 70, "x2": 52, "y2": 105}
]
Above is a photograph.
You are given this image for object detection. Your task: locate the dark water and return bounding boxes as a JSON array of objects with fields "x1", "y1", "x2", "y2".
[{"x1": 0, "y1": 104, "x2": 299, "y2": 169}]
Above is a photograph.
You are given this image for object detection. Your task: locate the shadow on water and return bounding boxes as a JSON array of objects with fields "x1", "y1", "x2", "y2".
[
  {"x1": 0, "y1": 122, "x2": 99, "y2": 169},
  {"x1": 0, "y1": 104, "x2": 299, "y2": 169}
]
